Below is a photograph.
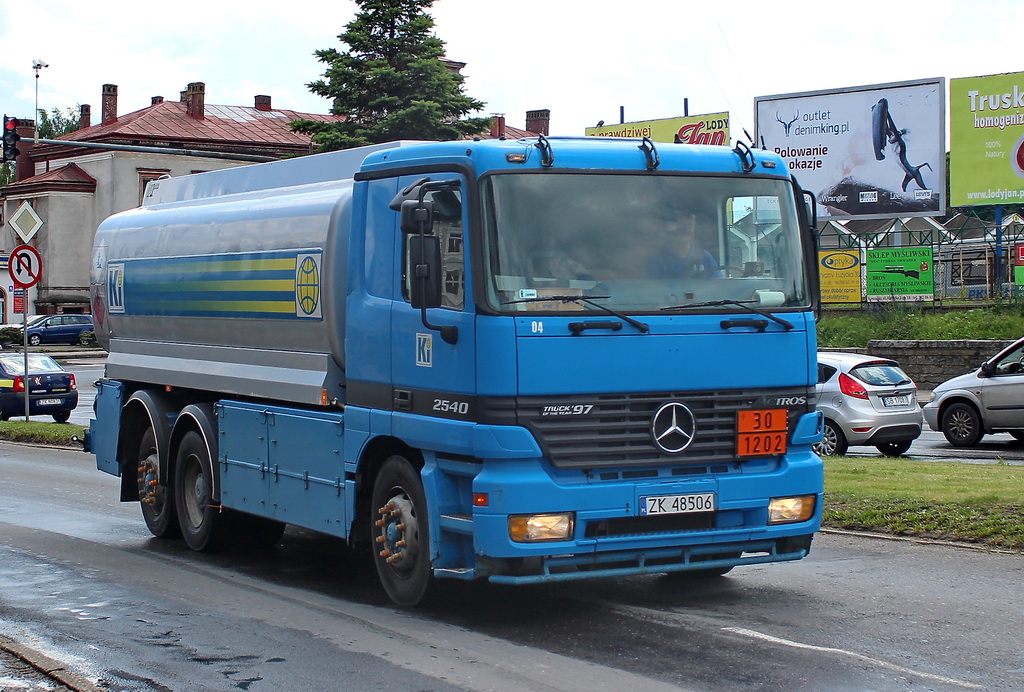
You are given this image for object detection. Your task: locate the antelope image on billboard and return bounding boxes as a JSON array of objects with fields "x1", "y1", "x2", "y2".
[{"x1": 756, "y1": 79, "x2": 945, "y2": 220}]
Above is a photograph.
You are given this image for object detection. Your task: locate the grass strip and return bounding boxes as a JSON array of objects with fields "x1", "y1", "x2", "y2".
[
  {"x1": 824, "y1": 457, "x2": 1024, "y2": 549},
  {"x1": 0, "y1": 420, "x2": 85, "y2": 447}
]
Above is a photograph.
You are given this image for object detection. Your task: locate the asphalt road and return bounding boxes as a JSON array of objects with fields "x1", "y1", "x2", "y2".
[{"x1": 2, "y1": 442, "x2": 1024, "y2": 691}]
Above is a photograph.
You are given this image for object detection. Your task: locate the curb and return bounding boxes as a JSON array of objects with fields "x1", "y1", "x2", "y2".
[
  {"x1": 820, "y1": 527, "x2": 1022, "y2": 555},
  {"x1": 0, "y1": 633, "x2": 106, "y2": 692}
]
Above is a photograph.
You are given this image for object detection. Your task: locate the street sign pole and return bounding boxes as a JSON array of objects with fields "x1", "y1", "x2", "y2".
[
  {"x1": 21, "y1": 300, "x2": 27, "y2": 420},
  {"x1": 8, "y1": 244, "x2": 42, "y2": 422}
]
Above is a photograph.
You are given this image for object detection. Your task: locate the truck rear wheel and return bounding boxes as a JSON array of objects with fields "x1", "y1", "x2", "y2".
[
  {"x1": 138, "y1": 427, "x2": 179, "y2": 538},
  {"x1": 370, "y1": 455, "x2": 431, "y2": 607},
  {"x1": 174, "y1": 429, "x2": 233, "y2": 551}
]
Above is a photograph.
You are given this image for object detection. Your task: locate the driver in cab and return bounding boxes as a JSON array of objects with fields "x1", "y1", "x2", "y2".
[{"x1": 646, "y1": 212, "x2": 722, "y2": 279}]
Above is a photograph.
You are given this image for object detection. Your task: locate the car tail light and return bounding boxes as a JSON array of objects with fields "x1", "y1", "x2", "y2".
[
  {"x1": 839, "y1": 373, "x2": 868, "y2": 399},
  {"x1": 12, "y1": 375, "x2": 24, "y2": 393},
  {"x1": 70, "y1": 374, "x2": 77, "y2": 390}
]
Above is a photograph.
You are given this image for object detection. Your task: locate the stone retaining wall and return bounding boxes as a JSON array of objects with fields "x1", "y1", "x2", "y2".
[{"x1": 820, "y1": 340, "x2": 1017, "y2": 390}]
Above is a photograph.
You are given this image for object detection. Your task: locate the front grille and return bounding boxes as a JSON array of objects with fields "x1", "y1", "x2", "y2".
[
  {"x1": 479, "y1": 387, "x2": 812, "y2": 470},
  {"x1": 585, "y1": 512, "x2": 716, "y2": 537}
]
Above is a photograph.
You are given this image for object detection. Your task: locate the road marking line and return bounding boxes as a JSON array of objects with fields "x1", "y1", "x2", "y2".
[{"x1": 722, "y1": 626, "x2": 982, "y2": 689}]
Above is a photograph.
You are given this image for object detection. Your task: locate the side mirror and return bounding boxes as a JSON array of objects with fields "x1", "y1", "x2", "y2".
[
  {"x1": 802, "y1": 189, "x2": 818, "y2": 230},
  {"x1": 409, "y1": 235, "x2": 443, "y2": 309},
  {"x1": 400, "y1": 199, "x2": 434, "y2": 235},
  {"x1": 980, "y1": 361, "x2": 994, "y2": 377}
]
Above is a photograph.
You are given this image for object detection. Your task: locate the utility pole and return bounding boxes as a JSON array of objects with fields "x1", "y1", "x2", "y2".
[{"x1": 32, "y1": 59, "x2": 48, "y2": 143}]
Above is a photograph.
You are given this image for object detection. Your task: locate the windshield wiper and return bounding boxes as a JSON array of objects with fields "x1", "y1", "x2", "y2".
[
  {"x1": 662, "y1": 299, "x2": 794, "y2": 331},
  {"x1": 504, "y1": 295, "x2": 650, "y2": 333}
]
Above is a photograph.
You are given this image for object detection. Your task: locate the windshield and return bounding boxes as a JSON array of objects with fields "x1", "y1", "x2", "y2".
[{"x1": 481, "y1": 173, "x2": 809, "y2": 313}]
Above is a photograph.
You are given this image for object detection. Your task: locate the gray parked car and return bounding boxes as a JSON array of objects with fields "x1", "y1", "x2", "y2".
[
  {"x1": 814, "y1": 352, "x2": 923, "y2": 456},
  {"x1": 923, "y1": 337, "x2": 1024, "y2": 446}
]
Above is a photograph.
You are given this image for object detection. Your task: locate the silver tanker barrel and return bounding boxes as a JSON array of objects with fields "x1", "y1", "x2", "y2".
[{"x1": 89, "y1": 141, "x2": 417, "y2": 407}]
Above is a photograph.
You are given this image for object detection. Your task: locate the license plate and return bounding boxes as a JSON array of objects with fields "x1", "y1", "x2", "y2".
[
  {"x1": 736, "y1": 408, "x2": 788, "y2": 458},
  {"x1": 640, "y1": 492, "x2": 715, "y2": 516},
  {"x1": 882, "y1": 395, "x2": 910, "y2": 407},
  {"x1": 37, "y1": 398, "x2": 62, "y2": 406}
]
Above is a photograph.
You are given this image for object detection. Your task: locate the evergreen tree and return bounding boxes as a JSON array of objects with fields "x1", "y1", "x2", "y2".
[{"x1": 292, "y1": 0, "x2": 490, "y2": 150}]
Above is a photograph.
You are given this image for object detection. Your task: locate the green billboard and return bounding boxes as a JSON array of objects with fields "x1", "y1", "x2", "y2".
[
  {"x1": 866, "y1": 248, "x2": 934, "y2": 302},
  {"x1": 950, "y1": 71, "x2": 1024, "y2": 207}
]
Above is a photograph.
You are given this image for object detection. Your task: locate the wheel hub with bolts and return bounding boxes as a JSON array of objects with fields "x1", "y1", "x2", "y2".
[
  {"x1": 375, "y1": 495, "x2": 418, "y2": 571},
  {"x1": 139, "y1": 458, "x2": 159, "y2": 505}
]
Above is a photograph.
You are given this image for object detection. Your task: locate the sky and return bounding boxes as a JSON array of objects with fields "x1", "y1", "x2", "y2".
[{"x1": 0, "y1": 0, "x2": 1021, "y2": 140}]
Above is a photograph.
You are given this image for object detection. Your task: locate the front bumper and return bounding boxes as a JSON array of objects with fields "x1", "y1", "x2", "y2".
[{"x1": 485, "y1": 534, "x2": 813, "y2": 584}]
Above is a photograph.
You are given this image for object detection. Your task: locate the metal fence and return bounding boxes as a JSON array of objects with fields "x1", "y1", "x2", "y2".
[{"x1": 816, "y1": 211, "x2": 1024, "y2": 303}]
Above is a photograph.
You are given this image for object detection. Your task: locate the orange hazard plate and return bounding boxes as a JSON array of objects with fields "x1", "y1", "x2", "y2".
[{"x1": 736, "y1": 409, "x2": 788, "y2": 458}]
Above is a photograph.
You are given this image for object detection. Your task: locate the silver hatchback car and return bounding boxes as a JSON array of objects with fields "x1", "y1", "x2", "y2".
[
  {"x1": 814, "y1": 352, "x2": 923, "y2": 456},
  {"x1": 923, "y1": 337, "x2": 1024, "y2": 446}
]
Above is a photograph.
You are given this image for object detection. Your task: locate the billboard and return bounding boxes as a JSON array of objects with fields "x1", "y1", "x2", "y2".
[
  {"x1": 585, "y1": 112, "x2": 729, "y2": 145},
  {"x1": 818, "y1": 250, "x2": 862, "y2": 303},
  {"x1": 865, "y1": 248, "x2": 934, "y2": 302},
  {"x1": 756, "y1": 79, "x2": 945, "y2": 220},
  {"x1": 950, "y1": 71, "x2": 1024, "y2": 207}
]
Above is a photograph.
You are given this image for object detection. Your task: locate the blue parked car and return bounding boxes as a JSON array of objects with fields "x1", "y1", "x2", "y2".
[
  {"x1": 0, "y1": 353, "x2": 78, "y2": 422},
  {"x1": 24, "y1": 314, "x2": 94, "y2": 346}
]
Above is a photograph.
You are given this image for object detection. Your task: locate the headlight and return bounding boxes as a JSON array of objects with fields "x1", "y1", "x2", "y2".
[
  {"x1": 508, "y1": 512, "x2": 575, "y2": 542},
  {"x1": 768, "y1": 495, "x2": 816, "y2": 524}
]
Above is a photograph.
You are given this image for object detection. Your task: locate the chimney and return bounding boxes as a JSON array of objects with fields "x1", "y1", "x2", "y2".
[
  {"x1": 180, "y1": 90, "x2": 187, "y2": 102},
  {"x1": 254, "y1": 95, "x2": 272, "y2": 111},
  {"x1": 525, "y1": 109, "x2": 550, "y2": 136},
  {"x1": 79, "y1": 104, "x2": 91, "y2": 129},
  {"x1": 13, "y1": 120, "x2": 35, "y2": 182},
  {"x1": 489, "y1": 114, "x2": 506, "y2": 139},
  {"x1": 152, "y1": 96, "x2": 164, "y2": 106},
  {"x1": 101, "y1": 84, "x2": 117, "y2": 125},
  {"x1": 185, "y1": 82, "x2": 205, "y2": 119}
]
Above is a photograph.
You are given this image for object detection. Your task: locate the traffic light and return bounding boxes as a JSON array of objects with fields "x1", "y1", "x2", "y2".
[{"x1": 2, "y1": 116, "x2": 21, "y2": 162}]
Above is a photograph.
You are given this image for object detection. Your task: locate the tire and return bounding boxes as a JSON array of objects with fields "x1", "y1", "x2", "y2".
[
  {"x1": 51, "y1": 410, "x2": 71, "y2": 424},
  {"x1": 875, "y1": 440, "x2": 913, "y2": 456},
  {"x1": 813, "y1": 419, "x2": 848, "y2": 457},
  {"x1": 941, "y1": 402, "x2": 983, "y2": 447},
  {"x1": 174, "y1": 429, "x2": 233, "y2": 551},
  {"x1": 28, "y1": 334, "x2": 40, "y2": 346},
  {"x1": 138, "y1": 427, "x2": 179, "y2": 538},
  {"x1": 370, "y1": 455, "x2": 431, "y2": 607}
]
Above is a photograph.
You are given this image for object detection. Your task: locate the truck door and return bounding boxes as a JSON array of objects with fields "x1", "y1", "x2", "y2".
[{"x1": 391, "y1": 173, "x2": 477, "y2": 424}]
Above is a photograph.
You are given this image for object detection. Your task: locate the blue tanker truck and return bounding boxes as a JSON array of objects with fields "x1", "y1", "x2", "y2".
[{"x1": 87, "y1": 136, "x2": 824, "y2": 606}]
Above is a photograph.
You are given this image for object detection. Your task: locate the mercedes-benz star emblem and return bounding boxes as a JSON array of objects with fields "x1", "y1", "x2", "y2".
[{"x1": 651, "y1": 402, "x2": 697, "y2": 454}]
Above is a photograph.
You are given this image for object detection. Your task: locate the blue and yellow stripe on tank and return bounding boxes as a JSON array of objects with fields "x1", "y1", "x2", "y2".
[{"x1": 109, "y1": 250, "x2": 323, "y2": 320}]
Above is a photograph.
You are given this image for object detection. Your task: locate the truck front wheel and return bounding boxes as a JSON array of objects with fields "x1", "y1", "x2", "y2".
[
  {"x1": 138, "y1": 427, "x2": 179, "y2": 538},
  {"x1": 370, "y1": 455, "x2": 431, "y2": 607},
  {"x1": 174, "y1": 429, "x2": 233, "y2": 551}
]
